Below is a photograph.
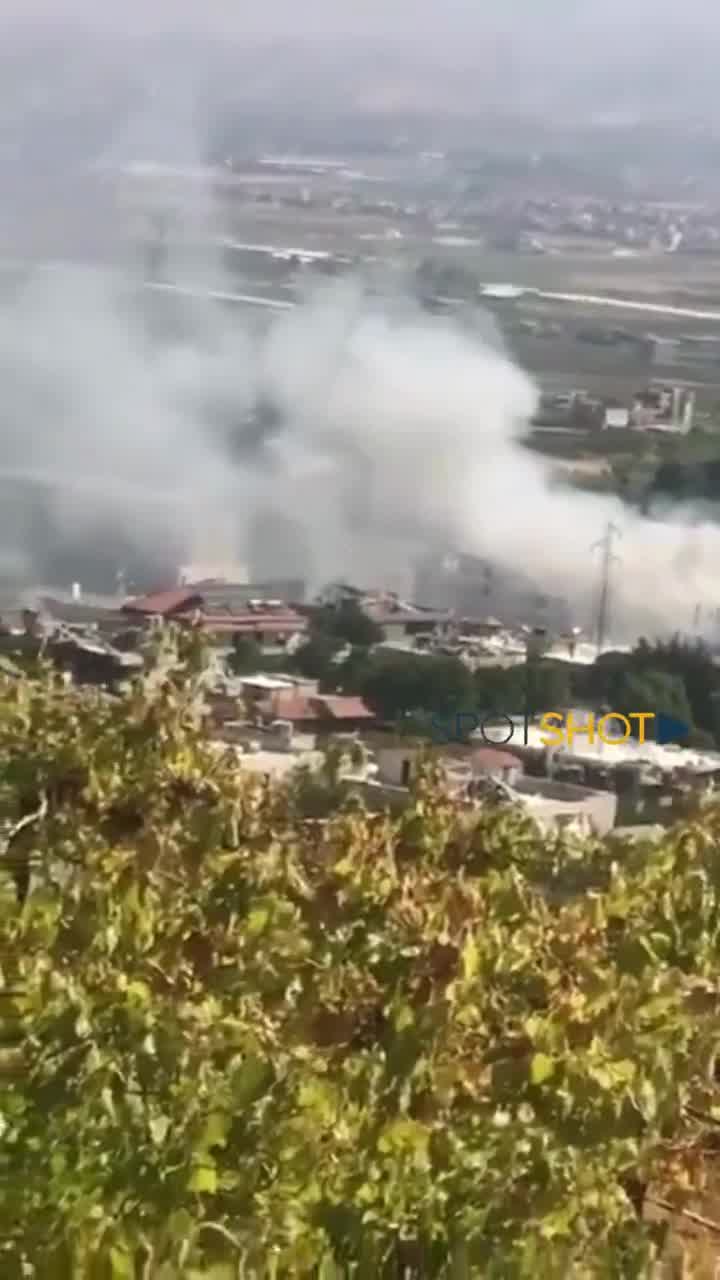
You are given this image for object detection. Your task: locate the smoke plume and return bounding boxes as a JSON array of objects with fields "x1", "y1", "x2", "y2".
[
  {"x1": 0, "y1": 257, "x2": 720, "y2": 640},
  {"x1": 2, "y1": 11, "x2": 720, "y2": 642}
]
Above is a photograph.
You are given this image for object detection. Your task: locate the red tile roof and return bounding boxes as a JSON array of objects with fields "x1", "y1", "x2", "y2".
[
  {"x1": 364, "y1": 604, "x2": 451, "y2": 626},
  {"x1": 318, "y1": 695, "x2": 375, "y2": 720},
  {"x1": 121, "y1": 589, "x2": 307, "y2": 635},
  {"x1": 470, "y1": 747, "x2": 522, "y2": 773},
  {"x1": 262, "y1": 691, "x2": 375, "y2": 723},
  {"x1": 123, "y1": 588, "x2": 202, "y2": 617},
  {"x1": 186, "y1": 611, "x2": 306, "y2": 636},
  {"x1": 262, "y1": 693, "x2": 313, "y2": 722}
]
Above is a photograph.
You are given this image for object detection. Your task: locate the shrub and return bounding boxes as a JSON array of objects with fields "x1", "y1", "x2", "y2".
[{"x1": 0, "y1": 640, "x2": 719, "y2": 1276}]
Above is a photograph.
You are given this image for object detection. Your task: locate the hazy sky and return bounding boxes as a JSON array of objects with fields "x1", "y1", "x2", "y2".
[
  {"x1": 1, "y1": 1, "x2": 719, "y2": 137},
  {"x1": 1, "y1": 0, "x2": 717, "y2": 55}
]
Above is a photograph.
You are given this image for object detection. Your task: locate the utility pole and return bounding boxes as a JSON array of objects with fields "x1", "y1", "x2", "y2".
[
  {"x1": 592, "y1": 522, "x2": 622, "y2": 657},
  {"x1": 523, "y1": 625, "x2": 549, "y2": 745}
]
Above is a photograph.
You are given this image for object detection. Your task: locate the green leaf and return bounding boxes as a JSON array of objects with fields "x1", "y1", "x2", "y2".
[
  {"x1": 187, "y1": 1268, "x2": 237, "y2": 1280},
  {"x1": 187, "y1": 1164, "x2": 218, "y2": 1194},
  {"x1": 231, "y1": 1055, "x2": 274, "y2": 1109},
  {"x1": 110, "y1": 1247, "x2": 135, "y2": 1279},
  {"x1": 246, "y1": 906, "x2": 270, "y2": 935},
  {"x1": 166, "y1": 1208, "x2": 195, "y2": 1243},
  {"x1": 297, "y1": 1079, "x2": 338, "y2": 1126},
  {"x1": 74, "y1": 1011, "x2": 91, "y2": 1038},
  {"x1": 530, "y1": 1054, "x2": 555, "y2": 1085},
  {"x1": 394, "y1": 1003, "x2": 415, "y2": 1032},
  {"x1": 611, "y1": 1059, "x2": 636, "y2": 1084},
  {"x1": 377, "y1": 1118, "x2": 430, "y2": 1158},
  {"x1": 539, "y1": 1206, "x2": 574, "y2": 1239},
  {"x1": 461, "y1": 933, "x2": 479, "y2": 981},
  {"x1": 636, "y1": 1078, "x2": 657, "y2": 1120},
  {"x1": 318, "y1": 1257, "x2": 345, "y2": 1280},
  {"x1": 200, "y1": 1111, "x2": 230, "y2": 1151},
  {"x1": 5, "y1": 630, "x2": 719, "y2": 1276},
  {"x1": 126, "y1": 980, "x2": 152, "y2": 1005}
]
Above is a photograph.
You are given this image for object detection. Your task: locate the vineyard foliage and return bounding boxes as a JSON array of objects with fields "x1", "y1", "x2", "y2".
[{"x1": 2, "y1": 638, "x2": 720, "y2": 1276}]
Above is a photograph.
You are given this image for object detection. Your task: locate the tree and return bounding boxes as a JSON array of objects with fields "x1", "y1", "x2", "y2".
[
  {"x1": 530, "y1": 661, "x2": 573, "y2": 712},
  {"x1": 650, "y1": 457, "x2": 720, "y2": 505},
  {"x1": 608, "y1": 668, "x2": 694, "y2": 738},
  {"x1": 586, "y1": 638, "x2": 718, "y2": 736},
  {"x1": 311, "y1": 600, "x2": 383, "y2": 649},
  {"x1": 358, "y1": 652, "x2": 473, "y2": 721},
  {"x1": 630, "y1": 636, "x2": 720, "y2": 737},
  {"x1": 474, "y1": 665, "x2": 525, "y2": 714},
  {"x1": 355, "y1": 652, "x2": 427, "y2": 720},
  {"x1": 334, "y1": 644, "x2": 373, "y2": 693},
  {"x1": 290, "y1": 633, "x2": 344, "y2": 684},
  {"x1": 229, "y1": 635, "x2": 263, "y2": 675},
  {"x1": 475, "y1": 662, "x2": 572, "y2": 718},
  {"x1": 2, "y1": 637, "x2": 720, "y2": 1276},
  {"x1": 415, "y1": 257, "x2": 478, "y2": 303}
]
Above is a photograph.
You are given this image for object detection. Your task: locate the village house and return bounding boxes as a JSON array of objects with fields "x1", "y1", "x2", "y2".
[
  {"x1": 256, "y1": 689, "x2": 377, "y2": 736},
  {"x1": 370, "y1": 737, "x2": 617, "y2": 835},
  {"x1": 122, "y1": 588, "x2": 308, "y2": 652}
]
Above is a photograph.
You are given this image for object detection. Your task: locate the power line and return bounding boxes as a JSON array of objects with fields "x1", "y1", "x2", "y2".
[{"x1": 592, "y1": 522, "x2": 622, "y2": 656}]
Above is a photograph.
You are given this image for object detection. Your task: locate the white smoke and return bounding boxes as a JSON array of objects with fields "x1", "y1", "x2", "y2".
[
  {"x1": 253, "y1": 279, "x2": 537, "y2": 587},
  {"x1": 253, "y1": 279, "x2": 720, "y2": 639},
  {"x1": 0, "y1": 258, "x2": 719, "y2": 639},
  {"x1": 1, "y1": 11, "x2": 720, "y2": 644}
]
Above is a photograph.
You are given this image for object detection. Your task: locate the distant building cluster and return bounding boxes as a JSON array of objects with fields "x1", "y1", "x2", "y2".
[
  {"x1": 2, "y1": 568, "x2": 720, "y2": 843},
  {"x1": 535, "y1": 383, "x2": 696, "y2": 436}
]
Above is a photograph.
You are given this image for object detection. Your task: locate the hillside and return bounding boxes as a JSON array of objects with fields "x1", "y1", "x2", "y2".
[{"x1": 3, "y1": 637, "x2": 720, "y2": 1276}]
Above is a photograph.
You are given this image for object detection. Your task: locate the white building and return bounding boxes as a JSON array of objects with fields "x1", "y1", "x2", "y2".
[
  {"x1": 373, "y1": 741, "x2": 617, "y2": 835},
  {"x1": 604, "y1": 407, "x2": 630, "y2": 430},
  {"x1": 522, "y1": 719, "x2": 720, "y2": 778},
  {"x1": 631, "y1": 386, "x2": 695, "y2": 434}
]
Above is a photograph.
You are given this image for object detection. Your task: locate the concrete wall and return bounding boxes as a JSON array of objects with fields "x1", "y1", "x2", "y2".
[
  {"x1": 374, "y1": 744, "x2": 619, "y2": 833},
  {"x1": 615, "y1": 782, "x2": 699, "y2": 828},
  {"x1": 514, "y1": 777, "x2": 618, "y2": 836},
  {"x1": 347, "y1": 780, "x2": 414, "y2": 815},
  {"x1": 376, "y1": 746, "x2": 420, "y2": 787},
  {"x1": 496, "y1": 763, "x2": 523, "y2": 787}
]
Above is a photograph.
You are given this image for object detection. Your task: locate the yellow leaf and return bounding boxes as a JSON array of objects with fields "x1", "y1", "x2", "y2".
[
  {"x1": 530, "y1": 1054, "x2": 555, "y2": 1085},
  {"x1": 187, "y1": 1164, "x2": 217, "y2": 1194},
  {"x1": 462, "y1": 934, "x2": 479, "y2": 981}
]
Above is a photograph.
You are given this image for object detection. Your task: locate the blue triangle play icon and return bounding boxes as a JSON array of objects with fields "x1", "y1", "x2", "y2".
[{"x1": 656, "y1": 713, "x2": 690, "y2": 745}]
